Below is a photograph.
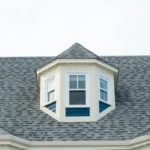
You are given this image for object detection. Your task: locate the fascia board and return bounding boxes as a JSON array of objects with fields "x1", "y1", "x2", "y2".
[
  {"x1": 36, "y1": 59, "x2": 119, "y2": 87},
  {"x1": 0, "y1": 134, "x2": 150, "y2": 150}
]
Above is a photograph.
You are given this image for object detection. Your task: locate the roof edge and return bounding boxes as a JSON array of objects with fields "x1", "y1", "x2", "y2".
[
  {"x1": 0, "y1": 134, "x2": 150, "y2": 149},
  {"x1": 36, "y1": 59, "x2": 118, "y2": 74},
  {"x1": 36, "y1": 59, "x2": 119, "y2": 88}
]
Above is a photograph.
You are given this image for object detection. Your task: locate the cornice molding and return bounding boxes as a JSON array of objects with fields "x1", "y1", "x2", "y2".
[
  {"x1": 0, "y1": 134, "x2": 150, "y2": 150},
  {"x1": 36, "y1": 59, "x2": 118, "y2": 87}
]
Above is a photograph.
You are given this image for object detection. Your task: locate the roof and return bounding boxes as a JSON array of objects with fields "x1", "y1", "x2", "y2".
[
  {"x1": 55, "y1": 43, "x2": 99, "y2": 59},
  {"x1": 36, "y1": 43, "x2": 118, "y2": 71},
  {"x1": 0, "y1": 56, "x2": 150, "y2": 141}
]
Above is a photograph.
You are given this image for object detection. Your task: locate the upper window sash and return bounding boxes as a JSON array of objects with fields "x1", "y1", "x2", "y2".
[
  {"x1": 67, "y1": 73, "x2": 89, "y2": 107},
  {"x1": 45, "y1": 76, "x2": 55, "y2": 104},
  {"x1": 69, "y1": 75, "x2": 86, "y2": 90},
  {"x1": 99, "y1": 76, "x2": 108, "y2": 102}
]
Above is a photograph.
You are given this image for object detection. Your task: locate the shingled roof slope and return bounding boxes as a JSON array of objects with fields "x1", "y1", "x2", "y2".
[
  {"x1": 55, "y1": 43, "x2": 99, "y2": 59},
  {"x1": 36, "y1": 43, "x2": 118, "y2": 71},
  {"x1": 0, "y1": 56, "x2": 150, "y2": 141}
]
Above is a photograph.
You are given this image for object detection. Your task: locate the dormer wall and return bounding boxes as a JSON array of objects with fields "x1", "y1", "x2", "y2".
[{"x1": 39, "y1": 61, "x2": 116, "y2": 122}]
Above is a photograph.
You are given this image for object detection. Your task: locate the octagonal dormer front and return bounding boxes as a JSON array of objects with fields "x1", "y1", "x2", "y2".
[{"x1": 36, "y1": 43, "x2": 118, "y2": 122}]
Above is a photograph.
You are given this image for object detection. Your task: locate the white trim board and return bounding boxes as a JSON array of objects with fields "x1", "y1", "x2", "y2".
[
  {"x1": 0, "y1": 134, "x2": 150, "y2": 150},
  {"x1": 36, "y1": 59, "x2": 119, "y2": 87},
  {"x1": 66, "y1": 72, "x2": 89, "y2": 107}
]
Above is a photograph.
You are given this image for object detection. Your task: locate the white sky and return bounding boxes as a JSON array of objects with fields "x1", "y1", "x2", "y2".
[{"x1": 0, "y1": 0, "x2": 150, "y2": 56}]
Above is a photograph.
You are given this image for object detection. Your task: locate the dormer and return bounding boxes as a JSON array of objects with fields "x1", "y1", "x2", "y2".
[{"x1": 36, "y1": 43, "x2": 118, "y2": 122}]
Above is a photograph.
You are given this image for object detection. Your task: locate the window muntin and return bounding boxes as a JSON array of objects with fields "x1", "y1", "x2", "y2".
[
  {"x1": 68, "y1": 73, "x2": 88, "y2": 106},
  {"x1": 46, "y1": 77, "x2": 55, "y2": 104},
  {"x1": 100, "y1": 77, "x2": 108, "y2": 102}
]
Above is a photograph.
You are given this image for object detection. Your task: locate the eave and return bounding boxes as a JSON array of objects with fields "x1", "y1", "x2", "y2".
[
  {"x1": 0, "y1": 134, "x2": 150, "y2": 150},
  {"x1": 36, "y1": 59, "x2": 119, "y2": 88}
]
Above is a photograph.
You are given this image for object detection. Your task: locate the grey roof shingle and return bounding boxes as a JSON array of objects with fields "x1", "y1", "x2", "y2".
[
  {"x1": 38, "y1": 43, "x2": 117, "y2": 71},
  {"x1": 0, "y1": 50, "x2": 150, "y2": 141},
  {"x1": 55, "y1": 43, "x2": 99, "y2": 59}
]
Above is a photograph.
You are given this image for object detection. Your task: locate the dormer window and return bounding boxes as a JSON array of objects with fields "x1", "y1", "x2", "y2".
[
  {"x1": 37, "y1": 43, "x2": 118, "y2": 122},
  {"x1": 100, "y1": 77, "x2": 108, "y2": 102},
  {"x1": 99, "y1": 76, "x2": 111, "y2": 113},
  {"x1": 45, "y1": 76, "x2": 55, "y2": 104},
  {"x1": 67, "y1": 73, "x2": 89, "y2": 107}
]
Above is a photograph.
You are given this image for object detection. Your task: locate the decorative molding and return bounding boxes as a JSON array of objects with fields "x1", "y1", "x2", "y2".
[
  {"x1": 36, "y1": 59, "x2": 118, "y2": 87},
  {"x1": 0, "y1": 134, "x2": 150, "y2": 150}
]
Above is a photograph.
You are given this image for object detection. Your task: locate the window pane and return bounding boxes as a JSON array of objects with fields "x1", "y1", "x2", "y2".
[
  {"x1": 48, "y1": 90, "x2": 55, "y2": 102},
  {"x1": 69, "y1": 91, "x2": 86, "y2": 105},
  {"x1": 100, "y1": 78, "x2": 107, "y2": 90},
  {"x1": 69, "y1": 75, "x2": 77, "y2": 89},
  {"x1": 47, "y1": 78, "x2": 54, "y2": 92},
  {"x1": 100, "y1": 90, "x2": 107, "y2": 101},
  {"x1": 78, "y1": 75, "x2": 85, "y2": 89}
]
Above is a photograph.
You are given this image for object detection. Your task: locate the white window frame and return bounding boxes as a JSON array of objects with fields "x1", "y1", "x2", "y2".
[
  {"x1": 99, "y1": 75, "x2": 110, "y2": 105},
  {"x1": 66, "y1": 72, "x2": 89, "y2": 107},
  {"x1": 45, "y1": 76, "x2": 56, "y2": 105}
]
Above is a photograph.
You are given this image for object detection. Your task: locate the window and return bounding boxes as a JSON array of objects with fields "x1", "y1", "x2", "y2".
[
  {"x1": 67, "y1": 73, "x2": 88, "y2": 106},
  {"x1": 45, "y1": 76, "x2": 55, "y2": 104},
  {"x1": 99, "y1": 77, "x2": 108, "y2": 102}
]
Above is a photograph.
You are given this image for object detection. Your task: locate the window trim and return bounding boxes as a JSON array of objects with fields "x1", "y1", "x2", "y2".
[
  {"x1": 99, "y1": 75, "x2": 111, "y2": 105},
  {"x1": 45, "y1": 76, "x2": 56, "y2": 105},
  {"x1": 66, "y1": 72, "x2": 89, "y2": 107}
]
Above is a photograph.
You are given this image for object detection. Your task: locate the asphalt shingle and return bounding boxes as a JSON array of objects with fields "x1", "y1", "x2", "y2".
[
  {"x1": 0, "y1": 44, "x2": 150, "y2": 141},
  {"x1": 55, "y1": 43, "x2": 99, "y2": 59}
]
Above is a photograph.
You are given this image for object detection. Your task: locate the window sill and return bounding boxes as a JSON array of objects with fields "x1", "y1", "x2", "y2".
[
  {"x1": 44, "y1": 100, "x2": 56, "y2": 107},
  {"x1": 99, "y1": 99, "x2": 111, "y2": 106},
  {"x1": 66, "y1": 105, "x2": 90, "y2": 108}
]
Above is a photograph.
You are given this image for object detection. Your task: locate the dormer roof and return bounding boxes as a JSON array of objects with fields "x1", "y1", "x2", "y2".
[
  {"x1": 36, "y1": 43, "x2": 118, "y2": 71},
  {"x1": 36, "y1": 43, "x2": 118, "y2": 87},
  {"x1": 55, "y1": 43, "x2": 99, "y2": 59}
]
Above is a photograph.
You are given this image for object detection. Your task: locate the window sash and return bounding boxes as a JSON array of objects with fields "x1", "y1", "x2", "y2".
[
  {"x1": 69, "y1": 75, "x2": 86, "y2": 90},
  {"x1": 99, "y1": 77, "x2": 108, "y2": 102},
  {"x1": 68, "y1": 73, "x2": 88, "y2": 106},
  {"x1": 100, "y1": 78, "x2": 108, "y2": 90},
  {"x1": 100, "y1": 89, "x2": 107, "y2": 101},
  {"x1": 48, "y1": 90, "x2": 55, "y2": 103},
  {"x1": 69, "y1": 90, "x2": 86, "y2": 105},
  {"x1": 45, "y1": 76, "x2": 55, "y2": 104},
  {"x1": 47, "y1": 78, "x2": 55, "y2": 92}
]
